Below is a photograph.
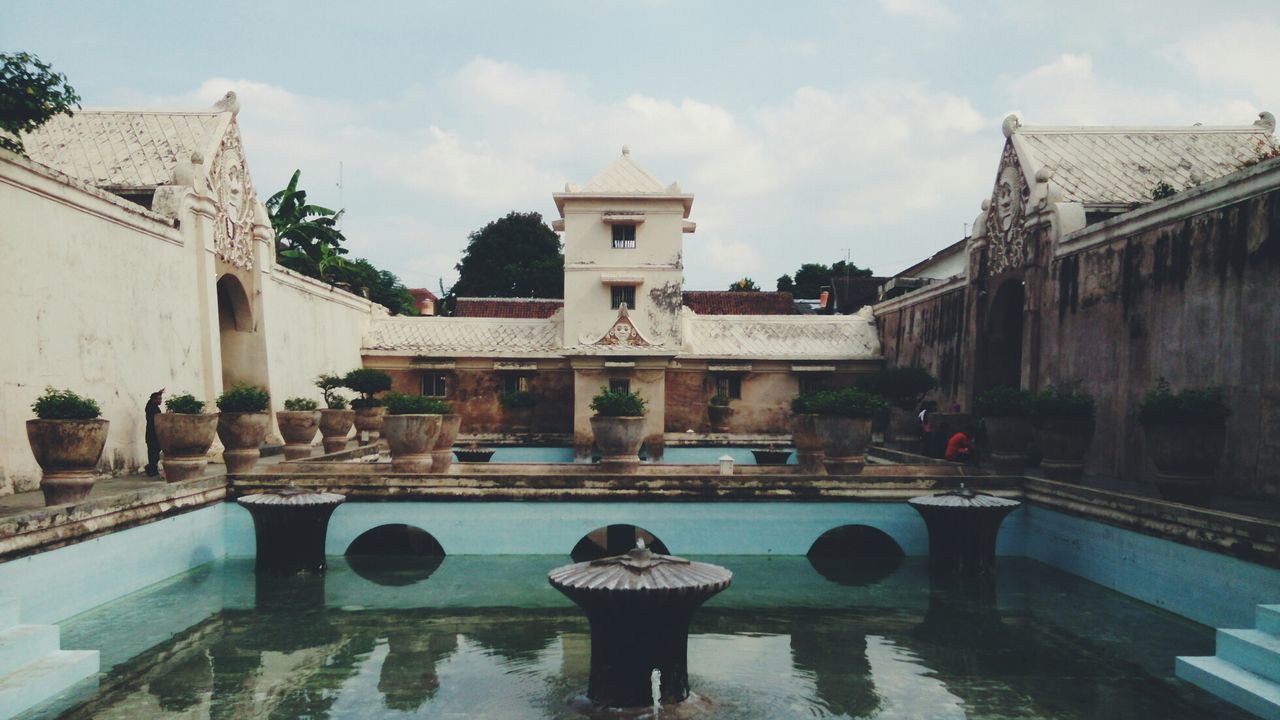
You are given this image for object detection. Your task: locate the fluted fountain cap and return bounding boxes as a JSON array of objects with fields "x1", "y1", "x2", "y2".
[
  {"x1": 548, "y1": 540, "x2": 732, "y2": 594},
  {"x1": 908, "y1": 483, "x2": 1020, "y2": 509},
  {"x1": 236, "y1": 485, "x2": 346, "y2": 508}
]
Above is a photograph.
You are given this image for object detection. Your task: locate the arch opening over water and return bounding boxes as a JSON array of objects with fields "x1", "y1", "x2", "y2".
[
  {"x1": 345, "y1": 524, "x2": 446, "y2": 586},
  {"x1": 807, "y1": 525, "x2": 905, "y2": 586},
  {"x1": 570, "y1": 524, "x2": 670, "y2": 562}
]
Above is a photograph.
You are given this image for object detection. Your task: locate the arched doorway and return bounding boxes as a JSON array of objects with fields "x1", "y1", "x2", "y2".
[
  {"x1": 980, "y1": 279, "x2": 1025, "y2": 393},
  {"x1": 216, "y1": 274, "x2": 268, "y2": 390},
  {"x1": 344, "y1": 523, "x2": 445, "y2": 586}
]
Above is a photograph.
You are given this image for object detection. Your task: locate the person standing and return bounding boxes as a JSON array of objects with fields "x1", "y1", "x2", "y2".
[{"x1": 144, "y1": 389, "x2": 164, "y2": 476}]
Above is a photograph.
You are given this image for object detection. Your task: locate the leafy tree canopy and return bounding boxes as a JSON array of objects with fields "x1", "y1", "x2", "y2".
[
  {"x1": 449, "y1": 212, "x2": 563, "y2": 306},
  {"x1": 0, "y1": 52, "x2": 81, "y2": 155},
  {"x1": 776, "y1": 260, "x2": 873, "y2": 297},
  {"x1": 267, "y1": 170, "x2": 416, "y2": 315},
  {"x1": 728, "y1": 277, "x2": 760, "y2": 291}
]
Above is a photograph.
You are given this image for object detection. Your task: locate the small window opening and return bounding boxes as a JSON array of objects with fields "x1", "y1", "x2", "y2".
[
  {"x1": 715, "y1": 376, "x2": 742, "y2": 400},
  {"x1": 609, "y1": 379, "x2": 631, "y2": 394},
  {"x1": 503, "y1": 375, "x2": 531, "y2": 394},
  {"x1": 610, "y1": 285, "x2": 636, "y2": 309},
  {"x1": 421, "y1": 373, "x2": 449, "y2": 397},
  {"x1": 612, "y1": 224, "x2": 636, "y2": 249}
]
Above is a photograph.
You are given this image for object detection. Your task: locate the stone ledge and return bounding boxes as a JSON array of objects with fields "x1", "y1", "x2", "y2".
[{"x1": 0, "y1": 476, "x2": 226, "y2": 562}]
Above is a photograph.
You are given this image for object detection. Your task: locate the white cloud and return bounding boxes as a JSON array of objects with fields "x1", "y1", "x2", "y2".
[{"x1": 1169, "y1": 20, "x2": 1280, "y2": 109}]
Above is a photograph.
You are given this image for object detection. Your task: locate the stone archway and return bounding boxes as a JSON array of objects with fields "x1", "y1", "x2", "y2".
[
  {"x1": 215, "y1": 273, "x2": 268, "y2": 391},
  {"x1": 980, "y1": 279, "x2": 1025, "y2": 393}
]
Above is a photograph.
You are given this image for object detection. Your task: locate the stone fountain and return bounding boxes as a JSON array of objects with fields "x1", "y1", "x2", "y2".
[
  {"x1": 236, "y1": 486, "x2": 345, "y2": 575},
  {"x1": 548, "y1": 540, "x2": 731, "y2": 711},
  {"x1": 908, "y1": 484, "x2": 1021, "y2": 577}
]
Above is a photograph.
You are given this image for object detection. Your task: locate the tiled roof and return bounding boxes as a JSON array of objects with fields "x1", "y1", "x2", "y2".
[
  {"x1": 20, "y1": 110, "x2": 227, "y2": 189},
  {"x1": 454, "y1": 298, "x2": 564, "y2": 319},
  {"x1": 407, "y1": 288, "x2": 438, "y2": 301},
  {"x1": 682, "y1": 291, "x2": 796, "y2": 315},
  {"x1": 684, "y1": 307, "x2": 880, "y2": 360},
  {"x1": 363, "y1": 317, "x2": 561, "y2": 356},
  {"x1": 575, "y1": 148, "x2": 668, "y2": 194},
  {"x1": 1014, "y1": 118, "x2": 1278, "y2": 206}
]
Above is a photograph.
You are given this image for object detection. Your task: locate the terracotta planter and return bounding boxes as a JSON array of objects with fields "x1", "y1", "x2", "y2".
[
  {"x1": 154, "y1": 412, "x2": 218, "y2": 481},
  {"x1": 812, "y1": 415, "x2": 873, "y2": 475},
  {"x1": 1145, "y1": 422, "x2": 1226, "y2": 506},
  {"x1": 790, "y1": 414, "x2": 826, "y2": 475},
  {"x1": 319, "y1": 409, "x2": 355, "y2": 454},
  {"x1": 353, "y1": 405, "x2": 387, "y2": 445},
  {"x1": 26, "y1": 418, "x2": 109, "y2": 506},
  {"x1": 276, "y1": 410, "x2": 320, "y2": 460},
  {"x1": 504, "y1": 406, "x2": 533, "y2": 435},
  {"x1": 983, "y1": 416, "x2": 1031, "y2": 475},
  {"x1": 708, "y1": 405, "x2": 733, "y2": 433},
  {"x1": 1036, "y1": 419, "x2": 1095, "y2": 483},
  {"x1": 216, "y1": 412, "x2": 271, "y2": 474},
  {"x1": 590, "y1": 416, "x2": 646, "y2": 473},
  {"x1": 431, "y1": 413, "x2": 462, "y2": 473},
  {"x1": 382, "y1": 414, "x2": 443, "y2": 473}
]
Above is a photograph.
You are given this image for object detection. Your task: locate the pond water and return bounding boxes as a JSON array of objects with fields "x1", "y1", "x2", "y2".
[
  {"x1": 30, "y1": 556, "x2": 1248, "y2": 720},
  {"x1": 484, "y1": 447, "x2": 800, "y2": 465}
]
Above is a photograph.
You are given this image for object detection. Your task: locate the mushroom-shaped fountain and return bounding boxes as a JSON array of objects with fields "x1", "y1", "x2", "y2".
[
  {"x1": 237, "y1": 486, "x2": 345, "y2": 575},
  {"x1": 908, "y1": 484, "x2": 1021, "y2": 577},
  {"x1": 548, "y1": 540, "x2": 732, "y2": 711}
]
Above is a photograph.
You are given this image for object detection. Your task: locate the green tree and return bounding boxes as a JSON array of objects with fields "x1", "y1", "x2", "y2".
[
  {"x1": 776, "y1": 274, "x2": 796, "y2": 294},
  {"x1": 449, "y1": 212, "x2": 564, "y2": 302},
  {"x1": 266, "y1": 169, "x2": 348, "y2": 279},
  {"x1": 0, "y1": 52, "x2": 81, "y2": 155},
  {"x1": 782, "y1": 260, "x2": 873, "y2": 298},
  {"x1": 334, "y1": 258, "x2": 417, "y2": 316},
  {"x1": 728, "y1": 277, "x2": 760, "y2": 291}
]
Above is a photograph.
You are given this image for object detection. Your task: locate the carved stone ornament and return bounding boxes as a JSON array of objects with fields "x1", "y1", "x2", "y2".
[
  {"x1": 590, "y1": 303, "x2": 654, "y2": 347},
  {"x1": 207, "y1": 122, "x2": 257, "y2": 270},
  {"x1": 984, "y1": 142, "x2": 1031, "y2": 276}
]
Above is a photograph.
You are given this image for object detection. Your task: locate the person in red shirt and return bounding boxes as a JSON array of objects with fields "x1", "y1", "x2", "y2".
[{"x1": 945, "y1": 427, "x2": 978, "y2": 465}]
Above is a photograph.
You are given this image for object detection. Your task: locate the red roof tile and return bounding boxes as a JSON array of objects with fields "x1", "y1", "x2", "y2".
[
  {"x1": 454, "y1": 298, "x2": 564, "y2": 319},
  {"x1": 682, "y1": 291, "x2": 796, "y2": 315}
]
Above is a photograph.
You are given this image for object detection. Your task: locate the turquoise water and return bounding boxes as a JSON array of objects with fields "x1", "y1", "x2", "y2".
[{"x1": 31, "y1": 556, "x2": 1251, "y2": 719}]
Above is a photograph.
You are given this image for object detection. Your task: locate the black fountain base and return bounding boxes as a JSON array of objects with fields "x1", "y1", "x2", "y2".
[{"x1": 567, "y1": 691, "x2": 714, "y2": 719}]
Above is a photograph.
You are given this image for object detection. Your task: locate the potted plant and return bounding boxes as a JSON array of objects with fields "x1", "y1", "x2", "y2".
[
  {"x1": 1138, "y1": 378, "x2": 1230, "y2": 506},
  {"x1": 381, "y1": 392, "x2": 447, "y2": 472},
  {"x1": 789, "y1": 392, "x2": 825, "y2": 475},
  {"x1": 26, "y1": 387, "x2": 108, "y2": 506},
  {"x1": 216, "y1": 384, "x2": 271, "y2": 474},
  {"x1": 431, "y1": 399, "x2": 461, "y2": 474},
  {"x1": 315, "y1": 373, "x2": 355, "y2": 454},
  {"x1": 499, "y1": 389, "x2": 536, "y2": 435},
  {"x1": 975, "y1": 386, "x2": 1032, "y2": 475},
  {"x1": 807, "y1": 387, "x2": 887, "y2": 475},
  {"x1": 343, "y1": 368, "x2": 392, "y2": 445},
  {"x1": 589, "y1": 386, "x2": 647, "y2": 472},
  {"x1": 278, "y1": 397, "x2": 321, "y2": 460},
  {"x1": 154, "y1": 392, "x2": 217, "y2": 481},
  {"x1": 1030, "y1": 382, "x2": 1096, "y2": 484},
  {"x1": 707, "y1": 393, "x2": 733, "y2": 433},
  {"x1": 863, "y1": 367, "x2": 937, "y2": 442}
]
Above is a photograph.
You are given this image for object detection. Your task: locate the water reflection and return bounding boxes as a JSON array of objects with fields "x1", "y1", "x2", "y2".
[{"x1": 377, "y1": 630, "x2": 458, "y2": 711}]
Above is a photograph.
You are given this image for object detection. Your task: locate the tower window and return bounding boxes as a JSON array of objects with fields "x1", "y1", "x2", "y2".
[
  {"x1": 610, "y1": 285, "x2": 636, "y2": 309},
  {"x1": 612, "y1": 224, "x2": 636, "y2": 249}
]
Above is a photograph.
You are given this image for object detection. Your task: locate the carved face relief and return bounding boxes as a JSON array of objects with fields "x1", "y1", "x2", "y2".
[
  {"x1": 996, "y1": 165, "x2": 1020, "y2": 233},
  {"x1": 209, "y1": 124, "x2": 256, "y2": 270}
]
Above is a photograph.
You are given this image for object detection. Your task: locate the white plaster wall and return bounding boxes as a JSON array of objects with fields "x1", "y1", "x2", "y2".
[
  {"x1": 262, "y1": 266, "x2": 382, "y2": 411},
  {"x1": 0, "y1": 156, "x2": 207, "y2": 492}
]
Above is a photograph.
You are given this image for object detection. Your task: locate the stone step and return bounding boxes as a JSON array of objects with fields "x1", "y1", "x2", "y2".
[
  {"x1": 0, "y1": 601, "x2": 17, "y2": 634},
  {"x1": 0, "y1": 625, "x2": 59, "y2": 679},
  {"x1": 1259, "y1": 605, "x2": 1280, "y2": 637},
  {"x1": 0, "y1": 650, "x2": 99, "y2": 720},
  {"x1": 1220, "y1": 628, "x2": 1280, "y2": 685},
  {"x1": 1177, "y1": 655, "x2": 1280, "y2": 720}
]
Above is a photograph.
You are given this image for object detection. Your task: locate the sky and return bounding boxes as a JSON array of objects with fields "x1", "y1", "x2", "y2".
[{"x1": 6, "y1": 0, "x2": 1280, "y2": 292}]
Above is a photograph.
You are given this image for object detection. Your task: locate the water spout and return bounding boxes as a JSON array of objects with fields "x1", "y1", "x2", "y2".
[{"x1": 650, "y1": 668, "x2": 661, "y2": 717}]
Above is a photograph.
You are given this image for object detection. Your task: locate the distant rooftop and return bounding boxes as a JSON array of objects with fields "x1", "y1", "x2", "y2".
[
  {"x1": 683, "y1": 290, "x2": 796, "y2": 315},
  {"x1": 454, "y1": 298, "x2": 564, "y2": 319}
]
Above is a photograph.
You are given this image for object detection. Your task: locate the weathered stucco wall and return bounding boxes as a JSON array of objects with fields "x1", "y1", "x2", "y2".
[
  {"x1": 381, "y1": 363, "x2": 574, "y2": 436},
  {"x1": 263, "y1": 267, "x2": 381, "y2": 414},
  {"x1": 875, "y1": 162, "x2": 1280, "y2": 498},
  {"x1": 1045, "y1": 185, "x2": 1280, "y2": 497},
  {"x1": 664, "y1": 364, "x2": 872, "y2": 434},
  {"x1": 0, "y1": 155, "x2": 206, "y2": 492}
]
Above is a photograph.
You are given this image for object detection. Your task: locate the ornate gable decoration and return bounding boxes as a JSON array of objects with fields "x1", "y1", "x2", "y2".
[
  {"x1": 984, "y1": 141, "x2": 1031, "y2": 276},
  {"x1": 207, "y1": 122, "x2": 257, "y2": 270},
  {"x1": 589, "y1": 304, "x2": 655, "y2": 348}
]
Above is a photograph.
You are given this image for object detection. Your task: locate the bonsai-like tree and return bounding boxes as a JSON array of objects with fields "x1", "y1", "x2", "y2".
[
  {"x1": 343, "y1": 368, "x2": 392, "y2": 409},
  {"x1": 0, "y1": 52, "x2": 81, "y2": 155}
]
